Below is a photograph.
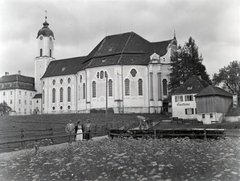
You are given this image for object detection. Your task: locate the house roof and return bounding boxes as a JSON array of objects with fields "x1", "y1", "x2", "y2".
[
  {"x1": 195, "y1": 85, "x2": 233, "y2": 98},
  {"x1": 42, "y1": 32, "x2": 176, "y2": 78},
  {"x1": 226, "y1": 96, "x2": 240, "y2": 117},
  {"x1": 0, "y1": 74, "x2": 35, "y2": 91},
  {"x1": 172, "y1": 75, "x2": 209, "y2": 95}
]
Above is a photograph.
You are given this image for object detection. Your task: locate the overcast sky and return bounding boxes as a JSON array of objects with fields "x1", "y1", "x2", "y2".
[{"x1": 0, "y1": 0, "x2": 239, "y2": 78}]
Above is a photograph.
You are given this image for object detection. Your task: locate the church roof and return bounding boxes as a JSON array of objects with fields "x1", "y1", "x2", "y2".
[
  {"x1": 42, "y1": 32, "x2": 175, "y2": 78},
  {"x1": 172, "y1": 75, "x2": 209, "y2": 95},
  {"x1": 195, "y1": 85, "x2": 233, "y2": 98},
  {"x1": 42, "y1": 56, "x2": 87, "y2": 78},
  {"x1": 0, "y1": 74, "x2": 35, "y2": 91}
]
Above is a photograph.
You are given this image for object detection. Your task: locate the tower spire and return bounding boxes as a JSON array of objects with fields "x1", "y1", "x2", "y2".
[{"x1": 45, "y1": 10, "x2": 47, "y2": 22}]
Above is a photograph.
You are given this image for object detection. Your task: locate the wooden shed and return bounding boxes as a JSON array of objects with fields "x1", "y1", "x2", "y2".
[{"x1": 195, "y1": 85, "x2": 232, "y2": 124}]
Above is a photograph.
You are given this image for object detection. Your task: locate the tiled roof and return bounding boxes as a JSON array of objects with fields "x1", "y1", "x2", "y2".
[
  {"x1": 42, "y1": 32, "x2": 175, "y2": 78},
  {"x1": 33, "y1": 93, "x2": 42, "y2": 99},
  {"x1": 0, "y1": 74, "x2": 35, "y2": 91},
  {"x1": 172, "y1": 75, "x2": 209, "y2": 95},
  {"x1": 195, "y1": 85, "x2": 233, "y2": 98},
  {"x1": 0, "y1": 74, "x2": 34, "y2": 84},
  {"x1": 226, "y1": 100, "x2": 240, "y2": 117},
  {"x1": 42, "y1": 56, "x2": 87, "y2": 78}
]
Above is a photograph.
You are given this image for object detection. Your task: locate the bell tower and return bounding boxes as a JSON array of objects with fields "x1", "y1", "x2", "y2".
[{"x1": 35, "y1": 12, "x2": 55, "y2": 93}]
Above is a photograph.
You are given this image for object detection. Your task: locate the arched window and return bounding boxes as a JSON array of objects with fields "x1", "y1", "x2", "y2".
[
  {"x1": 138, "y1": 79, "x2": 143, "y2": 96},
  {"x1": 92, "y1": 81, "x2": 96, "y2": 98},
  {"x1": 100, "y1": 71, "x2": 104, "y2": 79},
  {"x1": 125, "y1": 79, "x2": 130, "y2": 96},
  {"x1": 83, "y1": 83, "x2": 86, "y2": 99},
  {"x1": 60, "y1": 88, "x2": 63, "y2": 102},
  {"x1": 67, "y1": 87, "x2": 71, "y2": 102},
  {"x1": 163, "y1": 79, "x2": 168, "y2": 96},
  {"x1": 109, "y1": 79, "x2": 113, "y2": 97},
  {"x1": 52, "y1": 88, "x2": 56, "y2": 103},
  {"x1": 40, "y1": 49, "x2": 42, "y2": 56},
  {"x1": 68, "y1": 78, "x2": 71, "y2": 84},
  {"x1": 49, "y1": 49, "x2": 52, "y2": 57}
]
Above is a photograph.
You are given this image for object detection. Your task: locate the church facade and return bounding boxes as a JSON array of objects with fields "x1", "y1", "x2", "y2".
[{"x1": 0, "y1": 17, "x2": 177, "y2": 115}]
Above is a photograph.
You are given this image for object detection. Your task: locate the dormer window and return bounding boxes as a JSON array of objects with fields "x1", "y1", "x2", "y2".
[
  {"x1": 40, "y1": 36, "x2": 43, "y2": 40},
  {"x1": 187, "y1": 86, "x2": 192, "y2": 90}
]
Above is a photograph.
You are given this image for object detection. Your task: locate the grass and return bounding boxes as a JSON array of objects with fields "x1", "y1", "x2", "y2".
[{"x1": 0, "y1": 137, "x2": 239, "y2": 181}]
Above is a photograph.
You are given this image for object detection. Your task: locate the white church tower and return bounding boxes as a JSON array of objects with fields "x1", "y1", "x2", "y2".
[{"x1": 35, "y1": 14, "x2": 55, "y2": 93}]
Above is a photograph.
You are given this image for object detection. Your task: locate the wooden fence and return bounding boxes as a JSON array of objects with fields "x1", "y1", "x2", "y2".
[{"x1": 0, "y1": 121, "x2": 126, "y2": 153}]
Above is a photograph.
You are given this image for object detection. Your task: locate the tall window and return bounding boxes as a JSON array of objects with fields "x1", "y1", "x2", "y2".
[
  {"x1": 162, "y1": 79, "x2": 168, "y2": 96},
  {"x1": 125, "y1": 79, "x2": 130, "y2": 96},
  {"x1": 60, "y1": 88, "x2": 63, "y2": 102},
  {"x1": 92, "y1": 81, "x2": 96, "y2": 98},
  {"x1": 109, "y1": 79, "x2": 113, "y2": 97},
  {"x1": 42, "y1": 90, "x2": 45, "y2": 104},
  {"x1": 50, "y1": 49, "x2": 52, "y2": 57},
  {"x1": 185, "y1": 95, "x2": 193, "y2": 101},
  {"x1": 40, "y1": 49, "x2": 42, "y2": 56},
  {"x1": 138, "y1": 79, "x2": 143, "y2": 95},
  {"x1": 175, "y1": 95, "x2": 183, "y2": 102},
  {"x1": 52, "y1": 88, "x2": 56, "y2": 103},
  {"x1": 83, "y1": 83, "x2": 86, "y2": 99},
  {"x1": 67, "y1": 87, "x2": 71, "y2": 102}
]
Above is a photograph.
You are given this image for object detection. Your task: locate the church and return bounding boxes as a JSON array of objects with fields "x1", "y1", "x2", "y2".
[{"x1": 0, "y1": 16, "x2": 177, "y2": 115}]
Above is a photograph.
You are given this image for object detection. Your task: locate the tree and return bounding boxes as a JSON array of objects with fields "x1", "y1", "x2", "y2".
[
  {"x1": 0, "y1": 101, "x2": 12, "y2": 116},
  {"x1": 212, "y1": 60, "x2": 240, "y2": 94},
  {"x1": 169, "y1": 37, "x2": 211, "y2": 93}
]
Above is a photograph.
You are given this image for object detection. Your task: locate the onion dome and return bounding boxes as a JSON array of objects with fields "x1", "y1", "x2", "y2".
[{"x1": 37, "y1": 17, "x2": 54, "y2": 39}]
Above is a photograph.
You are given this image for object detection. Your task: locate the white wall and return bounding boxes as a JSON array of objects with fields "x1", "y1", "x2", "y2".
[
  {"x1": 0, "y1": 89, "x2": 35, "y2": 115},
  {"x1": 172, "y1": 94, "x2": 197, "y2": 119}
]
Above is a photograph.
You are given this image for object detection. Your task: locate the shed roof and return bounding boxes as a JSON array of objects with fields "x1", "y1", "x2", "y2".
[{"x1": 195, "y1": 85, "x2": 233, "y2": 98}]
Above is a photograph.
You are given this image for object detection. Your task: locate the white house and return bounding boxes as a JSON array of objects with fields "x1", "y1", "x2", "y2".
[
  {"x1": 0, "y1": 73, "x2": 36, "y2": 115},
  {"x1": 171, "y1": 75, "x2": 209, "y2": 120}
]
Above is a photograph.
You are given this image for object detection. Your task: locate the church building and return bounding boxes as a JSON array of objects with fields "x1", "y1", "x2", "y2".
[{"x1": 0, "y1": 16, "x2": 177, "y2": 115}]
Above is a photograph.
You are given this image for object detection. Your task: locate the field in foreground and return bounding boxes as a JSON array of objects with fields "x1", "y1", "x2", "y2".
[{"x1": 0, "y1": 137, "x2": 239, "y2": 181}]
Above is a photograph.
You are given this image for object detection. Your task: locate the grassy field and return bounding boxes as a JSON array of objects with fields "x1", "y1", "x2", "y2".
[
  {"x1": 0, "y1": 113, "x2": 240, "y2": 153},
  {"x1": 0, "y1": 137, "x2": 239, "y2": 181},
  {"x1": 0, "y1": 113, "x2": 169, "y2": 152}
]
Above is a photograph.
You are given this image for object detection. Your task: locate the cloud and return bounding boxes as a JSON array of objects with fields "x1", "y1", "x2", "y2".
[{"x1": 0, "y1": 0, "x2": 239, "y2": 78}]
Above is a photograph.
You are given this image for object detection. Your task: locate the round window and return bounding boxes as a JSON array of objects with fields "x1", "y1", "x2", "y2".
[{"x1": 60, "y1": 106, "x2": 63, "y2": 110}]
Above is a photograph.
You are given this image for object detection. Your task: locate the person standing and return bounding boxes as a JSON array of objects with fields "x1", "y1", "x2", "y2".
[
  {"x1": 85, "y1": 119, "x2": 91, "y2": 140},
  {"x1": 65, "y1": 120, "x2": 75, "y2": 143},
  {"x1": 76, "y1": 121, "x2": 83, "y2": 141}
]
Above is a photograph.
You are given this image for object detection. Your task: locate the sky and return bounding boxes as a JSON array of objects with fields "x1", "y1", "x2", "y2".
[{"x1": 0, "y1": 0, "x2": 239, "y2": 79}]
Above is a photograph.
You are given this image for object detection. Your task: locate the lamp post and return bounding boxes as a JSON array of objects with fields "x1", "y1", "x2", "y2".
[{"x1": 105, "y1": 71, "x2": 108, "y2": 115}]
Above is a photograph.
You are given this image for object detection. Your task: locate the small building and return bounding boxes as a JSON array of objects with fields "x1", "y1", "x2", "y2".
[
  {"x1": 171, "y1": 75, "x2": 209, "y2": 120},
  {"x1": 225, "y1": 92, "x2": 240, "y2": 122},
  {"x1": 195, "y1": 85, "x2": 233, "y2": 124},
  {"x1": 0, "y1": 73, "x2": 36, "y2": 115}
]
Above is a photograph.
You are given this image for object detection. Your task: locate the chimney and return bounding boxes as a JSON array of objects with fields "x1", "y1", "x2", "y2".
[
  {"x1": 233, "y1": 93, "x2": 238, "y2": 108},
  {"x1": 18, "y1": 70, "x2": 21, "y2": 75},
  {"x1": 5, "y1": 72, "x2": 9, "y2": 76}
]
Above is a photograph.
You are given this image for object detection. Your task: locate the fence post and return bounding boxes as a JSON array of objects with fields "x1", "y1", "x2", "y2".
[
  {"x1": 20, "y1": 128, "x2": 24, "y2": 148},
  {"x1": 95, "y1": 125, "x2": 97, "y2": 136},
  {"x1": 49, "y1": 128, "x2": 53, "y2": 144},
  {"x1": 204, "y1": 128, "x2": 207, "y2": 140}
]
